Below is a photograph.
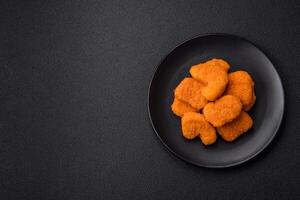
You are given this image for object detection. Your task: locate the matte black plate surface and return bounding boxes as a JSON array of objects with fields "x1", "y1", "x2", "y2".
[{"x1": 148, "y1": 34, "x2": 284, "y2": 168}]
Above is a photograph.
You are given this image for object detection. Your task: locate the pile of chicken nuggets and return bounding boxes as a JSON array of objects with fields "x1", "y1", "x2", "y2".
[{"x1": 171, "y1": 58, "x2": 255, "y2": 145}]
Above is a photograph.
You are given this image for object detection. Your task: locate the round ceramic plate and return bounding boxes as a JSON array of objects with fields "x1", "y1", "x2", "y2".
[{"x1": 148, "y1": 34, "x2": 284, "y2": 168}]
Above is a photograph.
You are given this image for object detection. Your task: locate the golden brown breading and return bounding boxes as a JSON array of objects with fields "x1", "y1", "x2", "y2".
[
  {"x1": 217, "y1": 111, "x2": 253, "y2": 142},
  {"x1": 174, "y1": 78, "x2": 207, "y2": 110},
  {"x1": 171, "y1": 98, "x2": 197, "y2": 117},
  {"x1": 197, "y1": 58, "x2": 230, "y2": 72},
  {"x1": 225, "y1": 71, "x2": 256, "y2": 111},
  {"x1": 181, "y1": 112, "x2": 217, "y2": 145},
  {"x1": 203, "y1": 95, "x2": 242, "y2": 127},
  {"x1": 244, "y1": 93, "x2": 256, "y2": 111},
  {"x1": 190, "y1": 59, "x2": 229, "y2": 101}
]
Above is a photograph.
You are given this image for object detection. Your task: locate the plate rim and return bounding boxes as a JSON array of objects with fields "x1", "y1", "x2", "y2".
[{"x1": 147, "y1": 33, "x2": 285, "y2": 168}]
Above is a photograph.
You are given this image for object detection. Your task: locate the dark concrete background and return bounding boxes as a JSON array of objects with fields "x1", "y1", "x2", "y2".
[{"x1": 0, "y1": 0, "x2": 299, "y2": 199}]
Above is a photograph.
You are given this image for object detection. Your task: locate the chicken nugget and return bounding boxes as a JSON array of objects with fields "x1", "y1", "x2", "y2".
[
  {"x1": 181, "y1": 112, "x2": 217, "y2": 145},
  {"x1": 244, "y1": 93, "x2": 256, "y2": 111},
  {"x1": 171, "y1": 98, "x2": 197, "y2": 117},
  {"x1": 174, "y1": 78, "x2": 207, "y2": 110},
  {"x1": 225, "y1": 71, "x2": 256, "y2": 111},
  {"x1": 203, "y1": 95, "x2": 242, "y2": 127},
  {"x1": 202, "y1": 58, "x2": 230, "y2": 72},
  {"x1": 217, "y1": 111, "x2": 253, "y2": 142},
  {"x1": 190, "y1": 59, "x2": 229, "y2": 101}
]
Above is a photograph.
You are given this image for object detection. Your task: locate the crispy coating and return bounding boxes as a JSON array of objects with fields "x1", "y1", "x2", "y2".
[
  {"x1": 203, "y1": 95, "x2": 242, "y2": 127},
  {"x1": 174, "y1": 78, "x2": 207, "y2": 110},
  {"x1": 244, "y1": 93, "x2": 256, "y2": 111},
  {"x1": 181, "y1": 112, "x2": 217, "y2": 145},
  {"x1": 171, "y1": 98, "x2": 197, "y2": 117},
  {"x1": 203, "y1": 58, "x2": 230, "y2": 71},
  {"x1": 225, "y1": 71, "x2": 256, "y2": 111},
  {"x1": 217, "y1": 111, "x2": 253, "y2": 142},
  {"x1": 190, "y1": 59, "x2": 229, "y2": 101}
]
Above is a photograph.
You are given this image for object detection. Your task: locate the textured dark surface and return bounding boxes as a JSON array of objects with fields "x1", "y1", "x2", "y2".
[{"x1": 0, "y1": 0, "x2": 299, "y2": 200}]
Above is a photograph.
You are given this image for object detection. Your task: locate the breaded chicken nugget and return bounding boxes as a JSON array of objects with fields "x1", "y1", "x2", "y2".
[
  {"x1": 244, "y1": 93, "x2": 256, "y2": 111},
  {"x1": 217, "y1": 111, "x2": 253, "y2": 142},
  {"x1": 225, "y1": 71, "x2": 256, "y2": 111},
  {"x1": 202, "y1": 58, "x2": 230, "y2": 72},
  {"x1": 174, "y1": 78, "x2": 207, "y2": 110},
  {"x1": 190, "y1": 59, "x2": 229, "y2": 101},
  {"x1": 203, "y1": 95, "x2": 242, "y2": 127},
  {"x1": 171, "y1": 98, "x2": 197, "y2": 117},
  {"x1": 181, "y1": 112, "x2": 217, "y2": 145}
]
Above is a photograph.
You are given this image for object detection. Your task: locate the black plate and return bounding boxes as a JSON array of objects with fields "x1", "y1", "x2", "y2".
[{"x1": 148, "y1": 34, "x2": 284, "y2": 168}]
